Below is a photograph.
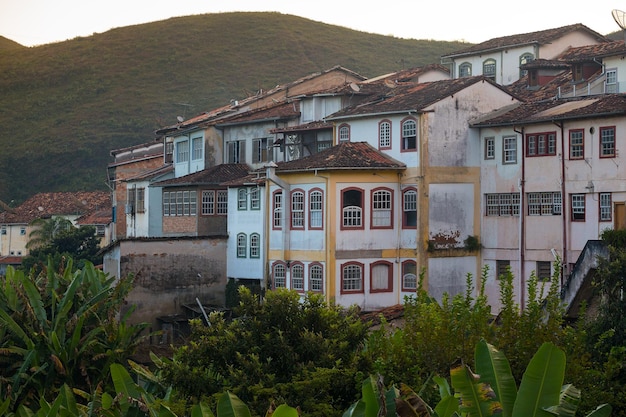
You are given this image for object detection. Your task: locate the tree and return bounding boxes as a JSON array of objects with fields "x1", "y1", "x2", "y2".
[
  {"x1": 22, "y1": 223, "x2": 102, "y2": 272},
  {"x1": 25, "y1": 216, "x2": 74, "y2": 250},
  {"x1": 0, "y1": 259, "x2": 148, "y2": 411}
]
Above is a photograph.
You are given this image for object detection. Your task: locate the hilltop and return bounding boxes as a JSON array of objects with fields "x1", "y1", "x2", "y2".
[{"x1": 0, "y1": 12, "x2": 470, "y2": 204}]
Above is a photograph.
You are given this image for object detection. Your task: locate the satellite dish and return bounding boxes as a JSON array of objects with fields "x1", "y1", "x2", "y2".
[
  {"x1": 349, "y1": 82, "x2": 360, "y2": 92},
  {"x1": 176, "y1": 116, "x2": 184, "y2": 123},
  {"x1": 612, "y1": 9, "x2": 626, "y2": 29},
  {"x1": 384, "y1": 79, "x2": 397, "y2": 89}
]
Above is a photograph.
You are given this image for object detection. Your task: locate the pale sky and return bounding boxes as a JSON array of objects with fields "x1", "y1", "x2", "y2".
[{"x1": 1, "y1": 0, "x2": 625, "y2": 47}]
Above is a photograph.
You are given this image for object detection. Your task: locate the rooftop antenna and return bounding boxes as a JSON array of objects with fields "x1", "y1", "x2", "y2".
[{"x1": 611, "y1": 9, "x2": 626, "y2": 42}]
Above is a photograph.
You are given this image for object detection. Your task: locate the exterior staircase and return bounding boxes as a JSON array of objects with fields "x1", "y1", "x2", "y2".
[{"x1": 560, "y1": 240, "x2": 608, "y2": 319}]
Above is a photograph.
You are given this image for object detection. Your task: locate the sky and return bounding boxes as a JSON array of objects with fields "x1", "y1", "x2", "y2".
[{"x1": 1, "y1": 0, "x2": 625, "y2": 47}]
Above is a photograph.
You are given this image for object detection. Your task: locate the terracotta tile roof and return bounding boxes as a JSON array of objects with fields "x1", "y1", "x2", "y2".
[
  {"x1": 0, "y1": 256, "x2": 22, "y2": 265},
  {"x1": 1, "y1": 191, "x2": 111, "y2": 224},
  {"x1": 274, "y1": 141, "x2": 405, "y2": 173},
  {"x1": 156, "y1": 66, "x2": 365, "y2": 135},
  {"x1": 471, "y1": 94, "x2": 626, "y2": 127},
  {"x1": 327, "y1": 76, "x2": 511, "y2": 119},
  {"x1": 270, "y1": 120, "x2": 333, "y2": 134},
  {"x1": 558, "y1": 40, "x2": 626, "y2": 62},
  {"x1": 221, "y1": 173, "x2": 267, "y2": 187},
  {"x1": 520, "y1": 58, "x2": 571, "y2": 70},
  {"x1": 365, "y1": 64, "x2": 450, "y2": 86},
  {"x1": 76, "y1": 208, "x2": 112, "y2": 226},
  {"x1": 215, "y1": 101, "x2": 300, "y2": 126},
  {"x1": 442, "y1": 24, "x2": 609, "y2": 58},
  {"x1": 124, "y1": 164, "x2": 174, "y2": 182},
  {"x1": 152, "y1": 164, "x2": 251, "y2": 187},
  {"x1": 360, "y1": 304, "x2": 405, "y2": 326}
]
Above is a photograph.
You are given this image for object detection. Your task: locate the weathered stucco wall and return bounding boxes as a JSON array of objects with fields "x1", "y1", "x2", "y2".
[{"x1": 117, "y1": 237, "x2": 227, "y2": 327}]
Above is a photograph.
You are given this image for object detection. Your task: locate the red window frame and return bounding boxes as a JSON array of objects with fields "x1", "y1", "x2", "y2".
[
  {"x1": 378, "y1": 119, "x2": 392, "y2": 150},
  {"x1": 341, "y1": 187, "x2": 364, "y2": 230},
  {"x1": 308, "y1": 188, "x2": 324, "y2": 230},
  {"x1": 369, "y1": 260, "x2": 393, "y2": 293},
  {"x1": 340, "y1": 261, "x2": 364, "y2": 294},
  {"x1": 308, "y1": 262, "x2": 324, "y2": 293},
  {"x1": 402, "y1": 187, "x2": 417, "y2": 229},
  {"x1": 370, "y1": 187, "x2": 394, "y2": 229},
  {"x1": 290, "y1": 189, "x2": 305, "y2": 230}
]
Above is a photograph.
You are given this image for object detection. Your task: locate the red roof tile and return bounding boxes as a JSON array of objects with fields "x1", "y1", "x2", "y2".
[
  {"x1": 2, "y1": 191, "x2": 111, "y2": 224},
  {"x1": 153, "y1": 164, "x2": 251, "y2": 187},
  {"x1": 274, "y1": 141, "x2": 405, "y2": 172}
]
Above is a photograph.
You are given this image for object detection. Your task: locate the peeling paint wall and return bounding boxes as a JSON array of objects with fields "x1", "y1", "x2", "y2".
[
  {"x1": 109, "y1": 238, "x2": 227, "y2": 328},
  {"x1": 428, "y1": 183, "x2": 474, "y2": 249}
]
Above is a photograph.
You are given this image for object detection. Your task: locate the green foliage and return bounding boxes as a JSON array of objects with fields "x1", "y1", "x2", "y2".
[
  {"x1": 0, "y1": 12, "x2": 468, "y2": 204},
  {"x1": 161, "y1": 286, "x2": 369, "y2": 417},
  {"x1": 21, "y1": 225, "x2": 103, "y2": 273},
  {"x1": 0, "y1": 261, "x2": 149, "y2": 411}
]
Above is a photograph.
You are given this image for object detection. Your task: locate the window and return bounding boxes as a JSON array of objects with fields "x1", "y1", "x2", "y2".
[
  {"x1": 250, "y1": 188, "x2": 260, "y2": 210},
  {"x1": 309, "y1": 189, "x2": 323, "y2": 229},
  {"x1": 483, "y1": 58, "x2": 496, "y2": 80},
  {"x1": 569, "y1": 129, "x2": 584, "y2": 159},
  {"x1": 342, "y1": 188, "x2": 363, "y2": 229},
  {"x1": 486, "y1": 193, "x2": 520, "y2": 216},
  {"x1": 503, "y1": 136, "x2": 517, "y2": 164},
  {"x1": 291, "y1": 263, "x2": 304, "y2": 291},
  {"x1": 536, "y1": 261, "x2": 551, "y2": 282},
  {"x1": 341, "y1": 262, "x2": 364, "y2": 293},
  {"x1": 600, "y1": 126, "x2": 616, "y2": 158},
  {"x1": 371, "y1": 188, "x2": 393, "y2": 228},
  {"x1": 1, "y1": 226, "x2": 6, "y2": 235},
  {"x1": 527, "y1": 192, "x2": 562, "y2": 216},
  {"x1": 273, "y1": 263, "x2": 286, "y2": 288},
  {"x1": 401, "y1": 118, "x2": 417, "y2": 151},
  {"x1": 379, "y1": 120, "x2": 391, "y2": 149},
  {"x1": 165, "y1": 141, "x2": 174, "y2": 163},
  {"x1": 250, "y1": 233, "x2": 260, "y2": 258},
  {"x1": 192, "y1": 137, "x2": 203, "y2": 160},
  {"x1": 496, "y1": 260, "x2": 510, "y2": 279},
  {"x1": 459, "y1": 62, "x2": 472, "y2": 77},
  {"x1": 370, "y1": 261, "x2": 393, "y2": 293},
  {"x1": 96, "y1": 225, "x2": 105, "y2": 237},
  {"x1": 176, "y1": 140, "x2": 189, "y2": 163},
  {"x1": 571, "y1": 194, "x2": 586, "y2": 221},
  {"x1": 237, "y1": 233, "x2": 247, "y2": 258},
  {"x1": 526, "y1": 132, "x2": 556, "y2": 157},
  {"x1": 238, "y1": 188, "x2": 247, "y2": 210},
  {"x1": 600, "y1": 192, "x2": 612, "y2": 221},
  {"x1": 291, "y1": 190, "x2": 305, "y2": 229},
  {"x1": 163, "y1": 190, "x2": 196, "y2": 216},
  {"x1": 403, "y1": 188, "x2": 417, "y2": 228},
  {"x1": 136, "y1": 187, "x2": 145, "y2": 213},
  {"x1": 339, "y1": 124, "x2": 350, "y2": 142},
  {"x1": 309, "y1": 263, "x2": 323, "y2": 292},
  {"x1": 519, "y1": 53, "x2": 534, "y2": 78},
  {"x1": 484, "y1": 137, "x2": 495, "y2": 159},
  {"x1": 252, "y1": 138, "x2": 268, "y2": 163},
  {"x1": 201, "y1": 190, "x2": 227, "y2": 215},
  {"x1": 202, "y1": 190, "x2": 215, "y2": 215},
  {"x1": 20, "y1": 226, "x2": 26, "y2": 236},
  {"x1": 402, "y1": 260, "x2": 417, "y2": 290},
  {"x1": 606, "y1": 69, "x2": 617, "y2": 93},
  {"x1": 273, "y1": 191, "x2": 283, "y2": 229},
  {"x1": 217, "y1": 190, "x2": 228, "y2": 214},
  {"x1": 227, "y1": 140, "x2": 245, "y2": 163}
]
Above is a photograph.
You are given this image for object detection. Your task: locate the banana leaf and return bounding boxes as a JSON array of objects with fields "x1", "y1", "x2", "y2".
[{"x1": 475, "y1": 339, "x2": 517, "y2": 417}]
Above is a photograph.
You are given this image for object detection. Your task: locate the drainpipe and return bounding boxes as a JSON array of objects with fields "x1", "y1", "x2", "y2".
[
  {"x1": 396, "y1": 172, "x2": 403, "y2": 304},
  {"x1": 265, "y1": 163, "x2": 291, "y2": 288},
  {"x1": 556, "y1": 121, "x2": 567, "y2": 286},
  {"x1": 514, "y1": 126, "x2": 525, "y2": 307}
]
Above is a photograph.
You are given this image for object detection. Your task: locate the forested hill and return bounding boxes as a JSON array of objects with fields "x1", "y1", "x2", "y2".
[{"x1": 0, "y1": 12, "x2": 471, "y2": 204}]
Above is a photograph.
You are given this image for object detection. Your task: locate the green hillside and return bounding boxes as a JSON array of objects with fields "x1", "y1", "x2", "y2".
[{"x1": 0, "y1": 12, "x2": 469, "y2": 204}]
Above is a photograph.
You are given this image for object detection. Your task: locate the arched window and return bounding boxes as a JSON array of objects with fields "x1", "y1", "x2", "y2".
[
  {"x1": 339, "y1": 124, "x2": 351, "y2": 142},
  {"x1": 291, "y1": 189, "x2": 305, "y2": 229},
  {"x1": 309, "y1": 189, "x2": 324, "y2": 229},
  {"x1": 370, "y1": 261, "x2": 393, "y2": 293},
  {"x1": 483, "y1": 58, "x2": 496, "y2": 81},
  {"x1": 342, "y1": 188, "x2": 363, "y2": 229},
  {"x1": 519, "y1": 53, "x2": 534, "y2": 78},
  {"x1": 402, "y1": 260, "x2": 417, "y2": 290},
  {"x1": 371, "y1": 188, "x2": 393, "y2": 229},
  {"x1": 459, "y1": 62, "x2": 472, "y2": 77},
  {"x1": 309, "y1": 263, "x2": 324, "y2": 292},
  {"x1": 273, "y1": 262, "x2": 286, "y2": 288},
  {"x1": 402, "y1": 188, "x2": 417, "y2": 228},
  {"x1": 238, "y1": 188, "x2": 247, "y2": 210},
  {"x1": 249, "y1": 233, "x2": 260, "y2": 258},
  {"x1": 341, "y1": 262, "x2": 364, "y2": 293},
  {"x1": 291, "y1": 262, "x2": 304, "y2": 292},
  {"x1": 237, "y1": 233, "x2": 247, "y2": 258},
  {"x1": 401, "y1": 118, "x2": 417, "y2": 151},
  {"x1": 379, "y1": 120, "x2": 391, "y2": 149}
]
